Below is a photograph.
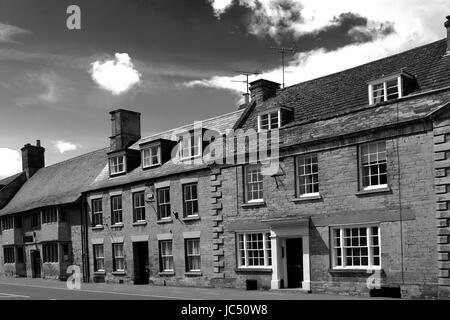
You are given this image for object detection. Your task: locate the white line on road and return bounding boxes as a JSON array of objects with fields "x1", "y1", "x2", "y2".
[
  {"x1": 0, "y1": 282, "x2": 202, "y2": 300},
  {"x1": 0, "y1": 292, "x2": 31, "y2": 298}
]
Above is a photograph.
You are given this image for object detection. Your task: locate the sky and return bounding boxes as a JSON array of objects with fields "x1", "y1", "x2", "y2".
[{"x1": 0, "y1": 0, "x2": 449, "y2": 179}]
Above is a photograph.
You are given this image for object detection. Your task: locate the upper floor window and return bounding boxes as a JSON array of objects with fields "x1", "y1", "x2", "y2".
[
  {"x1": 296, "y1": 154, "x2": 319, "y2": 196},
  {"x1": 331, "y1": 225, "x2": 381, "y2": 270},
  {"x1": 157, "y1": 187, "x2": 171, "y2": 220},
  {"x1": 32, "y1": 211, "x2": 40, "y2": 228},
  {"x1": 179, "y1": 135, "x2": 202, "y2": 160},
  {"x1": 258, "y1": 110, "x2": 279, "y2": 131},
  {"x1": 360, "y1": 141, "x2": 387, "y2": 190},
  {"x1": 183, "y1": 183, "x2": 198, "y2": 217},
  {"x1": 368, "y1": 72, "x2": 415, "y2": 105},
  {"x1": 237, "y1": 232, "x2": 272, "y2": 268},
  {"x1": 133, "y1": 191, "x2": 146, "y2": 222},
  {"x1": 111, "y1": 195, "x2": 123, "y2": 225},
  {"x1": 91, "y1": 198, "x2": 103, "y2": 227},
  {"x1": 109, "y1": 155, "x2": 125, "y2": 175},
  {"x1": 1, "y1": 215, "x2": 14, "y2": 230},
  {"x1": 245, "y1": 164, "x2": 264, "y2": 202},
  {"x1": 142, "y1": 145, "x2": 161, "y2": 168},
  {"x1": 42, "y1": 207, "x2": 58, "y2": 224}
]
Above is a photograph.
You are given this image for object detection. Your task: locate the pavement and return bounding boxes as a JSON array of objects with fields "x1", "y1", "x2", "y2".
[{"x1": 0, "y1": 276, "x2": 393, "y2": 300}]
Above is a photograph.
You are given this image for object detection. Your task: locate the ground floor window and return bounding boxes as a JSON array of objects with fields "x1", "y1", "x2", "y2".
[
  {"x1": 159, "y1": 240, "x2": 174, "y2": 272},
  {"x1": 185, "y1": 238, "x2": 201, "y2": 271},
  {"x1": 42, "y1": 243, "x2": 58, "y2": 263},
  {"x1": 237, "y1": 232, "x2": 272, "y2": 268},
  {"x1": 3, "y1": 247, "x2": 15, "y2": 263},
  {"x1": 93, "y1": 244, "x2": 105, "y2": 272},
  {"x1": 112, "y1": 243, "x2": 125, "y2": 271},
  {"x1": 331, "y1": 225, "x2": 381, "y2": 269}
]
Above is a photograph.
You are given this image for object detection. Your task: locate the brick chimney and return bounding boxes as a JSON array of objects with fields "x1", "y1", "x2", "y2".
[
  {"x1": 21, "y1": 140, "x2": 45, "y2": 178},
  {"x1": 109, "y1": 109, "x2": 141, "y2": 151},
  {"x1": 445, "y1": 15, "x2": 450, "y2": 53},
  {"x1": 249, "y1": 79, "x2": 280, "y2": 104}
]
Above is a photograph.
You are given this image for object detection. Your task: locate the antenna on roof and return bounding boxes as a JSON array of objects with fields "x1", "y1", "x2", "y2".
[
  {"x1": 231, "y1": 70, "x2": 261, "y2": 94},
  {"x1": 270, "y1": 45, "x2": 296, "y2": 89}
]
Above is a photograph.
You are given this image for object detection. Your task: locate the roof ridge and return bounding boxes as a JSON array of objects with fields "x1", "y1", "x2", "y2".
[
  {"x1": 37, "y1": 147, "x2": 108, "y2": 172},
  {"x1": 280, "y1": 38, "x2": 446, "y2": 92}
]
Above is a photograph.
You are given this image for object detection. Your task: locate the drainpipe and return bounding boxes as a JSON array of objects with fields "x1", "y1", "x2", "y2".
[{"x1": 80, "y1": 193, "x2": 90, "y2": 282}]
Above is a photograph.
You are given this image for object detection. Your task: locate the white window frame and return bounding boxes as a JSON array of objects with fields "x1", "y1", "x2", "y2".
[
  {"x1": 110, "y1": 195, "x2": 123, "y2": 225},
  {"x1": 142, "y1": 144, "x2": 161, "y2": 168},
  {"x1": 159, "y1": 240, "x2": 174, "y2": 272},
  {"x1": 157, "y1": 187, "x2": 171, "y2": 220},
  {"x1": 331, "y1": 225, "x2": 381, "y2": 270},
  {"x1": 296, "y1": 154, "x2": 319, "y2": 197},
  {"x1": 359, "y1": 141, "x2": 388, "y2": 191},
  {"x1": 132, "y1": 191, "x2": 146, "y2": 222},
  {"x1": 183, "y1": 183, "x2": 199, "y2": 217},
  {"x1": 91, "y1": 198, "x2": 103, "y2": 227},
  {"x1": 179, "y1": 135, "x2": 202, "y2": 160},
  {"x1": 112, "y1": 243, "x2": 125, "y2": 272},
  {"x1": 185, "y1": 238, "x2": 201, "y2": 272},
  {"x1": 257, "y1": 109, "x2": 281, "y2": 132},
  {"x1": 237, "y1": 232, "x2": 272, "y2": 269},
  {"x1": 93, "y1": 244, "x2": 105, "y2": 272},
  {"x1": 244, "y1": 164, "x2": 264, "y2": 203},
  {"x1": 368, "y1": 76, "x2": 403, "y2": 105},
  {"x1": 109, "y1": 155, "x2": 126, "y2": 175}
]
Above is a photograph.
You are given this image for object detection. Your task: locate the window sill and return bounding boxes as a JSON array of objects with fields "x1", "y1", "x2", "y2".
[
  {"x1": 185, "y1": 271, "x2": 202, "y2": 277},
  {"x1": 356, "y1": 186, "x2": 392, "y2": 196},
  {"x1": 159, "y1": 271, "x2": 175, "y2": 276},
  {"x1": 292, "y1": 194, "x2": 322, "y2": 202},
  {"x1": 182, "y1": 215, "x2": 200, "y2": 222},
  {"x1": 157, "y1": 218, "x2": 173, "y2": 224},
  {"x1": 93, "y1": 271, "x2": 106, "y2": 275},
  {"x1": 329, "y1": 268, "x2": 383, "y2": 276},
  {"x1": 112, "y1": 271, "x2": 126, "y2": 275},
  {"x1": 109, "y1": 172, "x2": 126, "y2": 178},
  {"x1": 235, "y1": 268, "x2": 272, "y2": 274},
  {"x1": 111, "y1": 223, "x2": 124, "y2": 229},
  {"x1": 132, "y1": 221, "x2": 147, "y2": 226},
  {"x1": 142, "y1": 163, "x2": 161, "y2": 170},
  {"x1": 92, "y1": 225, "x2": 104, "y2": 231},
  {"x1": 241, "y1": 201, "x2": 266, "y2": 208}
]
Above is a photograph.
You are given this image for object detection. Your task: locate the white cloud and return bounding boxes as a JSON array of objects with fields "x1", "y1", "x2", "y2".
[
  {"x1": 192, "y1": 0, "x2": 448, "y2": 94},
  {"x1": 0, "y1": 148, "x2": 21, "y2": 179},
  {"x1": 0, "y1": 22, "x2": 30, "y2": 43},
  {"x1": 53, "y1": 140, "x2": 79, "y2": 154},
  {"x1": 209, "y1": 0, "x2": 234, "y2": 17},
  {"x1": 90, "y1": 53, "x2": 142, "y2": 95}
]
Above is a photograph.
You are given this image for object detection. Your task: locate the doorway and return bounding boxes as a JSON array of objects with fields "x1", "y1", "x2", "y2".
[
  {"x1": 31, "y1": 250, "x2": 41, "y2": 278},
  {"x1": 286, "y1": 238, "x2": 303, "y2": 288},
  {"x1": 133, "y1": 241, "x2": 149, "y2": 284}
]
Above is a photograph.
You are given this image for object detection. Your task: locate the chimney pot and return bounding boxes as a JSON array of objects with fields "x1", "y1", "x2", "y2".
[
  {"x1": 445, "y1": 15, "x2": 450, "y2": 52},
  {"x1": 243, "y1": 93, "x2": 250, "y2": 104},
  {"x1": 36, "y1": 140, "x2": 41, "y2": 147}
]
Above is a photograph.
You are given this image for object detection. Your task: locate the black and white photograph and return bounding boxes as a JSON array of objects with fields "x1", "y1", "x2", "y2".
[{"x1": 0, "y1": 0, "x2": 449, "y2": 314}]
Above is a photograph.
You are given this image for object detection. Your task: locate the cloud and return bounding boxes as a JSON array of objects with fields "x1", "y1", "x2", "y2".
[
  {"x1": 208, "y1": 0, "x2": 234, "y2": 17},
  {"x1": 0, "y1": 22, "x2": 30, "y2": 43},
  {"x1": 192, "y1": 0, "x2": 447, "y2": 94},
  {"x1": 0, "y1": 148, "x2": 22, "y2": 179},
  {"x1": 52, "y1": 140, "x2": 79, "y2": 154},
  {"x1": 90, "y1": 53, "x2": 142, "y2": 95}
]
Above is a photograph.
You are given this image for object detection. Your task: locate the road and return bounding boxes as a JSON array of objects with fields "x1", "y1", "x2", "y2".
[{"x1": 0, "y1": 277, "x2": 379, "y2": 300}]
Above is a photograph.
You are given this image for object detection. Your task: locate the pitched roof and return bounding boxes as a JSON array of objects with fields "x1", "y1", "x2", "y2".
[
  {"x1": 240, "y1": 39, "x2": 450, "y2": 130},
  {"x1": 0, "y1": 148, "x2": 108, "y2": 216},
  {"x1": 0, "y1": 173, "x2": 22, "y2": 187}
]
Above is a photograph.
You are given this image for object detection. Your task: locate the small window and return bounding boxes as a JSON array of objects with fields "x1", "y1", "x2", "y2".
[
  {"x1": 185, "y1": 238, "x2": 201, "y2": 272},
  {"x1": 142, "y1": 145, "x2": 161, "y2": 168},
  {"x1": 93, "y1": 244, "x2": 105, "y2": 272},
  {"x1": 183, "y1": 183, "x2": 198, "y2": 217},
  {"x1": 369, "y1": 77, "x2": 402, "y2": 104},
  {"x1": 109, "y1": 155, "x2": 125, "y2": 175},
  {"x1": 42, "y1": 207, "x2": 58, "y2": 224},
  {"x1": 111, "y1": 195, "x2": 123, "y2": 225},
  {"x1": 59, "y1": 209, "x2": 67, "y2": 222},
  {"x1": 1, "y1": 215, "x2": 14, "y2": 230},
  {"x1": 360, "y1": 141, "x2": 387, "y2": 190},
  {"x1": 237, "y1": 232, "x2": 272, "y2": 268},
  {"x1": 258, "y1": 110, "x2": 280, "y2": 131},
  {"x1": 157, "y1": 187, "x2": 171, "y2": 220},
  {"x1": 42, "y1": 243, "x2": 58, "y2": 263},
  {"x1": 133, "y1": 191, "x2": 146, "y2": 222},
  {"x1": 245, "y1": 164, "x2": 264, "y2": 202},
  {"x1": 179, "y1": 135, "x2": 202, "y2": 159},
  {"x1": 16, "y1": 247, "x2": 24, "y2": 264},
  {"x1": 159, "y1": 240, "x2": 174, "y2": 272},
  {"x1": 112, "y1": 243, "x2": 125, "y2": 272},
  {"x1": 3, "y1": 247, "x2": 15, "y2": 264},
  {"x1": 296, "y1": 154, "x2": 319, "y2": 196},
  {"x1": 91, "y1": 198, "x2": 103, "y2": 227},
  {"x1": 332, "y1": 225, "x2": 381, "y2": 269},
  {"x1": 32, "y1": 211, "x2": 40, "y2": 227},
  {"x1": 15, "y1": 216, "x2": 22, "y2": 228}
]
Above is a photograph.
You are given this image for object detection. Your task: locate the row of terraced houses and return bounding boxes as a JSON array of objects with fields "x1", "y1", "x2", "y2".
[{"x1": 1, "y1": 16, "x2": 450, "y2": 299}]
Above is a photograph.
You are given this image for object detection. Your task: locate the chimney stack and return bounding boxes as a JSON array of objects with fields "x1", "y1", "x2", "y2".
[
  {"x1": 21, "y1": 140, "x2": 45, "y2": 179},
  {"x1": 109, "y1": 109, "x2": 141, "y2": 151},
  {"x1": 243, "y1": 93, "x2": 250, "y2": 104},
  {"x1": 445, "y1": 15, "x2": 450, "y2": 53},
  {"x1": 249, "y1": 79, "x2": 280, "y2": 105}
]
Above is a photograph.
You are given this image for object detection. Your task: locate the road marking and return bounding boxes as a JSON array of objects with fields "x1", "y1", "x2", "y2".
[
  {"x1": 0, "y1": 282, "x2": 202, "y2": 300},
  {"x1": 0, "y1": 292, "x2": 31, "y2": 298}
]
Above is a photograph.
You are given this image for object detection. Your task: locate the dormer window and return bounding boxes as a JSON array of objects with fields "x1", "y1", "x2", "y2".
[
  {"x1": 368, "y1": 71, "x2": 415, "y2": 105},
  {"x1": 109, "y1": 155, "x2": 125, "y2": 175},
  {"x1": 179, "y1": 135, "x2": 202, "y2": 160},
  {"x1": 142, "y1": 144, "x2": 161, "y2": 168},
  {"x1": 257, "y1": 107, "x2": 293, "y2": 132}
]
